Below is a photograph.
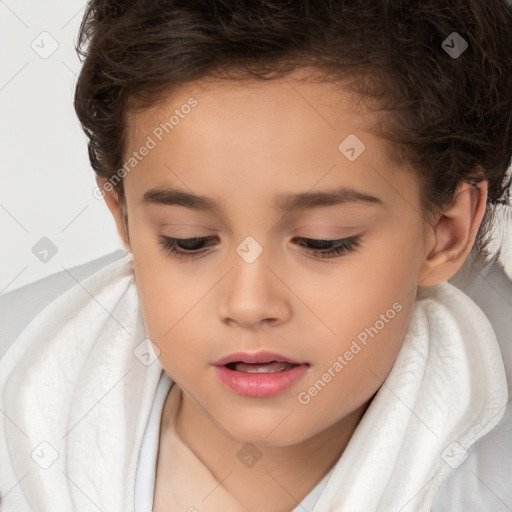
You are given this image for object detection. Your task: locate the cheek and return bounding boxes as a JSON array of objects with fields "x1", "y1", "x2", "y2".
[
  {"x1": 129, "y1": 243, "x2": 222, "y2": 380},
  {"x1": 289, "y1": 228, "x2": 419, "y2": 343},
  {"x1": 294, "y1": 298, "x2": 414, "y2": 436},
  {"x1": 290, "y1": 237, "x2": 419, "y2": 418},
  {"x1": 127, "y1": 225, "x2": 201, "y2": 333},
  {"x1": 132, "y1": 268, "x2": 208, "y2": 386},
  {"x1": 132, "y1": 261, "x2": 208, "y2": 355}
]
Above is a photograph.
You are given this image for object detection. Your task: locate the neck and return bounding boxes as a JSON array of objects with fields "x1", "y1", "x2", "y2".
[{"x1": 164, "y1": 387, "x2": 370, "y2": 511}]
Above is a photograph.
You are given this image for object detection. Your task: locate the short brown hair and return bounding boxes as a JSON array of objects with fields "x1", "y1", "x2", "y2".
[{"x1": 74, "y1": 0, "x2": 512, "y2": 257}]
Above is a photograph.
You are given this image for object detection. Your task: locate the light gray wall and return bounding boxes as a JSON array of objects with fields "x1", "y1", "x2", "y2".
[{"x1": 0, "y1": 0, "x2": 122, "y2": 295}]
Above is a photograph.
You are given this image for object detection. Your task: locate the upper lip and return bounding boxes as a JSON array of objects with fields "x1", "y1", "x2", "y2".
[{"x1": 212, "y1": 351, "x2": 307, "y2": 366}]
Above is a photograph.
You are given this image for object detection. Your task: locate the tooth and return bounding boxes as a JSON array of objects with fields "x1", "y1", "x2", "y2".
[{"x1": 233, "y1": 361, "x2": 295, "y2": 373}]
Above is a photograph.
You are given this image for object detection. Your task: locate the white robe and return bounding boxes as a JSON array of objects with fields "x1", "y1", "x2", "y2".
[{"x1": 0, "y1": 250, "x2": 510, "y2": 511}]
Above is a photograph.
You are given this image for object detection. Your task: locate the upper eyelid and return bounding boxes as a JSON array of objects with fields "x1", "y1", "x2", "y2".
[
  {"x1": 158, "y1": 234, "x2": 363, "y2": 261},
  {"x1": 162, "y1": 235, "x2": 354, "y2": 242},
  {"x1": 160, "y1": 234, "x2": 362, "y2": 250}
]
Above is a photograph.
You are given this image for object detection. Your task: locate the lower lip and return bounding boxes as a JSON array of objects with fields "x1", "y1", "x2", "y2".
[{"x1": 213, "y1": 364, "x2": 309, "y2": 398}]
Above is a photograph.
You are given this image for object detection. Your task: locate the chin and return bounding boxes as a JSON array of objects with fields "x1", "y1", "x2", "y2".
[{"x1": 214, "y1": 407, "x2": 319, "y2": 447}]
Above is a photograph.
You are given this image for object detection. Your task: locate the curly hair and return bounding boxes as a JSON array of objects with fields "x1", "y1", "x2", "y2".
[{"x1": 74, "y1": 0, "x2": 512, "y2": 258}]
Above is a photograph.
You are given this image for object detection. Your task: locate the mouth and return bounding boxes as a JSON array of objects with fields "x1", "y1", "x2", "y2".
[
  {"x1": 224, "y1": 361, "x2": 300, "y2": 373},
  {"x1": 212, "y1": 351, "x2": 309, "y2": 398}
]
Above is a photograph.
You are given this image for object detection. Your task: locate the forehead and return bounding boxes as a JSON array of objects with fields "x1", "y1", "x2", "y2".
[
  {"x1": 122, "y1": 69, "x2": 418, "y2": 217},
  {"x1": 125, "y1": 68, "x2": 377, "y2": 150}
]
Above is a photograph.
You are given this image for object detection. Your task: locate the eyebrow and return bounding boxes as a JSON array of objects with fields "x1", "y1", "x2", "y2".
[{"x1": 142, "y1": 185, "x2": 384, "y2": 215}]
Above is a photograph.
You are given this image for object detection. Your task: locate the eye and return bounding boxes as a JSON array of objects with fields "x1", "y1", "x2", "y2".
[
  {"x1": 292, "y1": 235, "x2": 362, "y2": 259},
  {"x1": 158, "y1": 235, "x2": 217, "y2": 260},
  {"x1": 158, "y1": 234, "x2": 362, "y2": 260}
]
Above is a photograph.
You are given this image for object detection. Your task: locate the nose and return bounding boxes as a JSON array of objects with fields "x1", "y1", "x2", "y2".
[{"x1": 217, "y1": 249, "x2": 291, "y2": 329}]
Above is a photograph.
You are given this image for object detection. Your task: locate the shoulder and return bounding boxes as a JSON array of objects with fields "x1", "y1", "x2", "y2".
[
  {"x1": 432, "y1": 252, "x2": 512, "y2": 511},
  {"x1": 0, "y1": 250, "x2": 128, "y2": 359}
]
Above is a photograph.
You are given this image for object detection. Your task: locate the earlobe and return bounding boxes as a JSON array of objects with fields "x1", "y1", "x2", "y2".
[
  {"x1": 418, "y1": 179, "x2": 488, "y2": 286},
  {"x1": 96, "y1": 176, "x2": 131, "y2": 252}
]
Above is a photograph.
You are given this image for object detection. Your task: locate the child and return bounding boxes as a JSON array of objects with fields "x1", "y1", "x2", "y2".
[{"x1": 1, "y1": 0, "x2": 511, "y2": 510}]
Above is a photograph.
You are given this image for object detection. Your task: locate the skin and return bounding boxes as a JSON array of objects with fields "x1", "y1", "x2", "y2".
[{"x1": 98, "y1": 68, "x2": 488, "y2": 511}]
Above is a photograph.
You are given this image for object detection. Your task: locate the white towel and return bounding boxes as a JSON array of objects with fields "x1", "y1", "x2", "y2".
[{"x1": 0, "y1": 252, "x2": 507, "y2": 511}]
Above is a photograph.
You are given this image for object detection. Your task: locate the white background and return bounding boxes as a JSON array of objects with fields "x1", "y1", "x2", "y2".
[
  {"x1": 1, "y1": 1, "x2": 511, "y2": 294},
  {"x1": 0, "y1": 0, "x2": 122, "y2": 294}
]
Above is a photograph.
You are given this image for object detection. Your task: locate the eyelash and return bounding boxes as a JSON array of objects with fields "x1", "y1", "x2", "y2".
[{"x1": 158, "y1": 234, "x2": 362, "y2": 260}]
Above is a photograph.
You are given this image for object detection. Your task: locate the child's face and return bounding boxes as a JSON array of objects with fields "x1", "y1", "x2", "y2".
[{"x1": 120, "y1": 70, "x2": 435, "y2": 445}]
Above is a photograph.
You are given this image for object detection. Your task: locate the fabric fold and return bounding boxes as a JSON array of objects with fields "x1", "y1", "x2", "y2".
[
  {"x1": 312, "y1": 282, "x2": 508, "y2": 512},
  {"x1": 1, "y1": 253, "x2": 163, "y2": 511}
]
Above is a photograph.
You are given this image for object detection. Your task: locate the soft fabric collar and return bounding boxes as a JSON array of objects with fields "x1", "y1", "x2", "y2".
[{"x1": 0, "y1": 252, "x2": 507, "y2": 511}]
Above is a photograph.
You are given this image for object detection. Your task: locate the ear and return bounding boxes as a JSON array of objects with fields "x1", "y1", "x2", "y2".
[
  {"x1": 418, "y1": 179, "x2": 488, "y2": 286},
  {"x1": 96, "y1": 176, "x2": 131, "y2": 252}
]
